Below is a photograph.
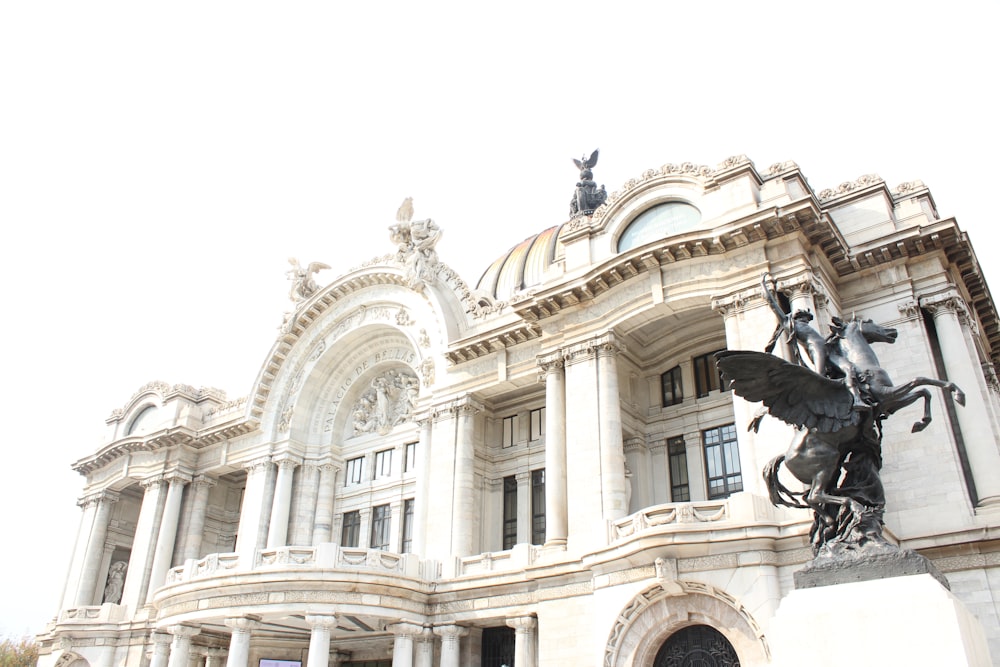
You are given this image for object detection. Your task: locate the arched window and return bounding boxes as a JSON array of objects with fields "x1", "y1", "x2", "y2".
[
  {"x1": 618, "y1": 202, "x2": 701, "y2": 252},
  {"x1": 126, "y1": 405, "x2": 158, "y2": 436},
  {"x1": 653, "y1": 624, "x2": 740, "y2": 667}
]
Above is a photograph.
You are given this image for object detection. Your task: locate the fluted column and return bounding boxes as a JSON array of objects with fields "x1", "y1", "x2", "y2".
[
  {"x1": 267, "y1": 456, "x2": 300, "y2": 548},
  {"x1": 180, "y1": 476, "x2": 215, "y2": 561},
  {"x1": 451, "y1": 397, "x2": 481, "y2": 557},
  {"x1": 390, "y1": 623, "x2": 422, "y2": 667},
  {"x1": 596, "y1": 335, "x2": 628, "y2": 520},
  {"x1": 121, "y1": 476, "x2": 167, "y2": 612},
  {"x1": 413, "y1": 628, "x2": 434, "y2": 667},
  {"x1": 166, "y1": 625, "x2": 200, "y2": 667},
  {"x1": 149, "y1": 633, "x2": 172, "y2": 667},
  {"x1": 235, "y1": 458, "x2": 273, "y2": 562},
  {"x1": 203, "y1": 648, "x2": 227, "y2": 667},
  {"x1": 305, "y1": 614, "x2": 337, "y2": 667},
  {"x1": 147, "y1": 474, "x2": 191, "y2": 601},
  {"x1": 224, "y1": 616, "x2": 261, "y2": 667},
  {"x1": 433, "y1": 626, "x2": 467, "y2": 667},
  {"x1": 924, "y1": 295, "x2": 1000, "y2": 506},
  {"x1": 412, "y1": 416, "x2": 433, "y2": 555},
  {"x1": 540, "y1": 353, "x2": 567, "y2": 546},
  {"x1": 506, "y1": 616, "x2": 537, "y2": 667},
  {"x1": 311, "y1": 463, "x2": 339, "y2": 545},
  {"x1": 75, "y1": 491, "x2": 119, "y2": 605},
  {"x1": 291, "y1": 464, "x2": 320, "y2": 545}
]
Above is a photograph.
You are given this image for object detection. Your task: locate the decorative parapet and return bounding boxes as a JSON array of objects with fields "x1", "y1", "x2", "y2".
[
  {"x1": 817, "y1": 174, "x2": 884, "y2": 202},
  {"x1": 457, "y1": 543, "x2": 539, "y2": 576},
  {"x1": 608, "y1": 500, "x2": 730, "y2": 542},
  {"x1": 57, "y1": 603, "x2": 127, "y2": 624},
  {"x1": 165, "y1": 545, "x2": 424, "y2": 585}
]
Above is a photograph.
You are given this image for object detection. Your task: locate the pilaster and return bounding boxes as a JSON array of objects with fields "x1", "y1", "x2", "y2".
[{"x1": 539, "y1": 351, "x2": 567, "y2": 546}]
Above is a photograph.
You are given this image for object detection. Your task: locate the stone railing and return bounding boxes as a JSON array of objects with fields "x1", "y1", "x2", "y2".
[
  {"x1": 457, "y1": 542, "x2": 539, "y2": 577},
  {"x1": 608, "y1": 500, "x2": 731, "y2": 542},
  {"x1": 57, "y1": 603, "x2": 127, "y2": 624},
  {"x1": 165, "y1": 544, "x2": 423, "y2": 584}
]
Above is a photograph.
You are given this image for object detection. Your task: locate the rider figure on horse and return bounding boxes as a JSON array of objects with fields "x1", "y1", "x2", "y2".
[{"x1": 761, "y1": 273, "x2": 868, "y2": 410}]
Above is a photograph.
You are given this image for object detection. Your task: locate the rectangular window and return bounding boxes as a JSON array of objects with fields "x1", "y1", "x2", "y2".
[
  {"x1": 374, "y1": 449, "x2": 392, "y2": 479},
  {"x1": 403, "y1": 442, "x2": 417, "y2": 472},
  {"x1": 661, "y1": 365, "x2": 683, "y2": 407},
  {"x1": 703, "y1": 424, "x2": 742, "y2": 499},
  {"x1": 345, "y1": 457, "x2": 364, "y2": 485},
  {"x1": 341, "y1": 510, "x2": 360, "y2": 548},
  {"x1": 502, "y1": 476, "x2": 517, "y2": 550},
  {"x1": 501, "y1": 415, "x2": 517, "y2": 448},
  {"x1": 370, "y1": 504, "x2": 391, "y2": 550},
  {"x1": 529, "y1": 407, "x2": 546, "y2": 441},
  {"x1": 531, "y1": 469, "x2": 546, "y2": 545},
  {"x1": 668, "y1": 436, "x2": 690, "y2": 502},
  {"x1": 693, "y1": 350, "x2": 726, "y2": 398},
  {"x1": 400, "y1": 499, "x2": 414, "y2": 554}
]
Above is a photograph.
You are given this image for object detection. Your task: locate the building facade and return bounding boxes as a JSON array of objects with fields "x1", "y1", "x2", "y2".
[{"x1": 38, "y1": 155, "x2": 1000, "y2": 666}]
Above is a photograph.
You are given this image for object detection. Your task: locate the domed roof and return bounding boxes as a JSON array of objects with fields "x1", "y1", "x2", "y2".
[{"x1": 476, "y1": 224, "x2": 567, "y2": 301}]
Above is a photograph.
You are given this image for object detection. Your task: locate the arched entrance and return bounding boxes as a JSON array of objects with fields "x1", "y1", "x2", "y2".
[{"x1": 653, "y1": 624, "x2": 740, "y2": 667}]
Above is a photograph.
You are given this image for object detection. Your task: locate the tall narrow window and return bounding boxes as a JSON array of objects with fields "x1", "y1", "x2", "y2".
[
  {"x1": 693, "y1": 350, "x2": 726, "y2": 398},
  {"x1": 374, "y1": 449, "x2": 393, "y2": 479},
  {"x1": 668, "y1": 436, "x2": 690, "y2": 501},
  {"x1": 370, "y1": 504, "x2": 391, "y2": 550},
  {"x1": 502, "y1": 476, "x2": 517, "y2": 549},
  {"x1": 501, "y1": 415, "x2": 517, "y2": 448},
  {"x1": 341, "y1": 510, "x2": 360, "y2": 547},
  {"x1": 345, "y1": 456, "x2": 364, "y2": 485},
  {"x1": 529, "y1": 407, "x2": 546, "y2": 441},
  {"x1": 661, "y1": 365, "x2": 683, "y2": 407},
  {"x1": 403, "y1": 442, "x2": 417, "y2": 472},
  {"x1": 703, "y1": 424, "x2": 742, "y2": 499},
  {"x1": 531, "y1": 469, "x2": 546, "y2": 545},
  {"x1": 400, "y1": 499, "x2": 414, "y2": 554}
]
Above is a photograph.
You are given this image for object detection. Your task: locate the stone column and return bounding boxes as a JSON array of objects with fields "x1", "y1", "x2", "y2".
[
  {"x1": 451, "y1": 397, "x2": 481, "y2": 557},
  {"x1": 204, "y1": 648, "x2": 227, "y2": 667},
  {"x1": 623, "y1": 438, "x2": 646, "y2": 513},
  {"x1": 224, "y1": 616, "x2": 261, "y2": 667},
  {"x1": 506, "y1": 616, "x2": 537, "y2": 667},
  {"x1": 433, "y1": 626, "x2": 467, "y2": 667},
  {"x1": 267, "y1": 455, "x2": 300, "y2": 548},
  {"x1": 95, "y1": 643, "x2": 117, "y2": 667},
  {"x1": 75, "y1": 491, "x2": 119, "y2": 606},
  {"x1": 121, "y1": 476, "x2": 167, "y2": 612},
  {"x1": 148, "y1": 474, "x2": 191, "y2": 601},
  {"x1": 60, "y1": 497, "x2": 97, "y2": 608},
  {"x1": 166, "y1": 624, "x2": 200, "y2": 667},
  {"x1": 390, "y1": 623, "x2": 422, "y2": 667},
  {"x1": 149, "y1": 633, "x2": 173, "y2": 667},
  {"x1": 305, "y1": 614, "x2": 337, "y2": 667},
  {"x1": 924, "y1": 295, "x2": 1000, "y2": 506},
  {"x1": 515, "y1": 471, "x2": 531, "y2": 545},
  {"x1": 649, "y1": 440, "x2": 669, "y2": 505},
  {"x1": 412, "y1": 627, "x2": 434, "y2": 667},
  {"x1": 311, "y1": 463, "x2": 339, "y2": 545},
  {"x1": 596, "y1": 334, "x2": 628, "y2": 520},
  {"x1": 181, "y1": 476, "x2": 216, "y2": 561},
  {"x1": 412, "y1": 416, "x2": 433, "y2": 556},
  {"x1": 540, "y1": 352, "x2": 567, "y2": 546},
  {"x1": 563, "y1": 340, "x2": 603, "y2": 552},
  {"x1": 291, "y1": 464, "x2": 320, "y2": 546},
  {"x1": 235, "y1": 458, "x2": 272, "y2": 563}
]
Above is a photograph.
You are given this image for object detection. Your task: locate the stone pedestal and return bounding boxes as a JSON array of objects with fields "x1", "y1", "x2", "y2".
[{"x1": 769, "y1": 573, "x2": 992, "y2": 666}]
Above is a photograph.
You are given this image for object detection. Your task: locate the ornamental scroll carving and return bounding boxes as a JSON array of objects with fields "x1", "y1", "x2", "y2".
[{"x1": 350, "y1": 369, "x2": 420, "y2": 436}]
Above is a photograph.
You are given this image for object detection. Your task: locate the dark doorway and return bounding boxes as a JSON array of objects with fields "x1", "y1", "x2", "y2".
[
  {"x1": 653, "y1": 624, "x2": 739, "y2": 667},
  {"x1": 481, "y1": 626, "x2": 515, "y2": 667}
]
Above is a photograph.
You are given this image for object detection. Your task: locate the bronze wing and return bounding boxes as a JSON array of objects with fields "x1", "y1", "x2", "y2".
[{"x1": 715, "y1": 350, "x2": 859, "y2": 433}]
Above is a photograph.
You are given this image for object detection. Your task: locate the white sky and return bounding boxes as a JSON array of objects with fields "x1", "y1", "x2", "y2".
[{"x1": 1, "y1": 1, "x2": 997, "y2": 637}]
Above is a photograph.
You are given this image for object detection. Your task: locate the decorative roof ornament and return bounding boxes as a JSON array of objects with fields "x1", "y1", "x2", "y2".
[
  {"x1": 569, "y1": 149, "x2": 608, "y2": 219},
  {"x1": 287, "y1": 257, "x2": 331, "y2": 304},
  {"x1": 389, "y1": 198, "x2": 443, "y2": 292}
]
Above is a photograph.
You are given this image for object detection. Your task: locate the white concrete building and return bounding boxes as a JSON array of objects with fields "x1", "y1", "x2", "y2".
[{"x1": 38, "y1": 155, "x2": 1000, "y2": 666}]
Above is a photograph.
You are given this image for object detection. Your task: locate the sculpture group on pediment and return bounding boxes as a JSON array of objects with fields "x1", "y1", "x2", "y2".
[
  {"x1": 390, "y1": 198, "x2": 443, "y2": 291},
  {"x1": 350, "y1": 369, "x2": 420, "y2": 436},
  {"x1": 287, "y1": 257, "x2": 331, "y2": 304},
  {"x1": 569, "y1": 149, "x2": 607, "y2": 218}
]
